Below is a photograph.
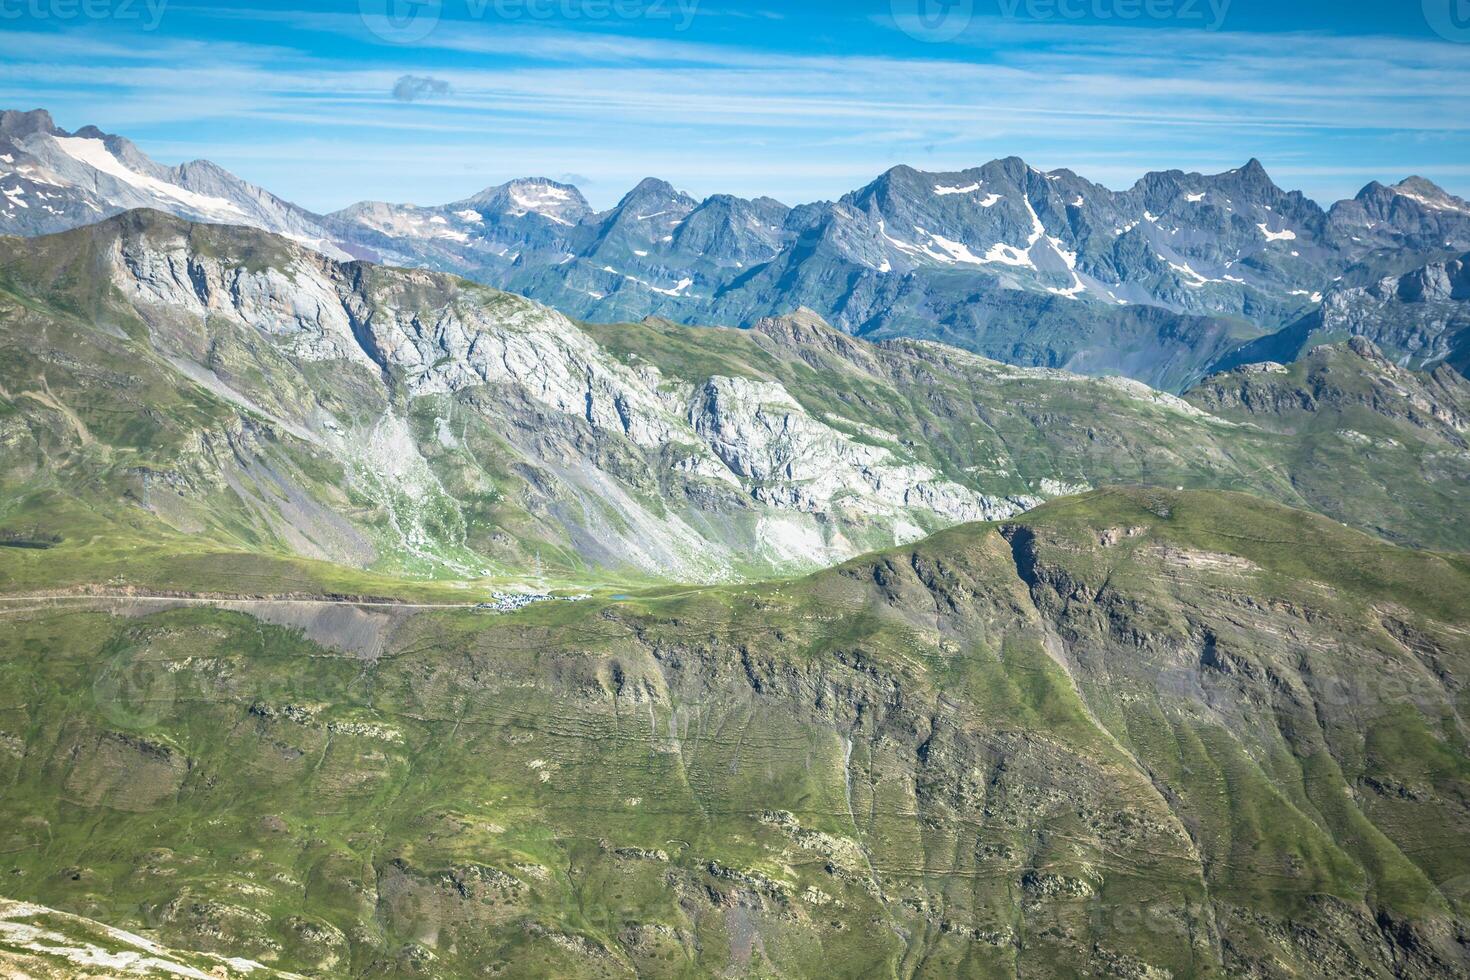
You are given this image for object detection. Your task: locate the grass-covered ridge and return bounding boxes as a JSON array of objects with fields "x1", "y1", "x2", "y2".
[{"x1": 1, "y1": 488, "x2": 1467, "y2": 977}]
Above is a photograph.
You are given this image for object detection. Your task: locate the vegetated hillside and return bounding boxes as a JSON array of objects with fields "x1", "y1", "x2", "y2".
[
  {"x1": 0, "y1": 488, "x2": 1467, "y2": 977},
  {"x1": 1182, "y1": 336, "x2": 1470, "y2": 548},
  {"x1": 2, "y1": 211, "x2": 1469, "y2": 599}
]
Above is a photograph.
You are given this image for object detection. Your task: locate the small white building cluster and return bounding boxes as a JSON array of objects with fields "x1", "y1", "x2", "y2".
[{"x1": 476, "y1": 592, "x2": 590, "y2": 613}]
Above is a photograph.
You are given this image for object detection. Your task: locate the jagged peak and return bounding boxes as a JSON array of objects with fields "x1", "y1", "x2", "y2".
[
  {"x1": 1211, "y1": 157, "x2": 1278, "y2": 189},
  {"x1": 620, "y1": 176, "x2": 691, "y2": 202},
  {"x1": 1238, "y1": 157, "x2": 1270, "y2": 178},
  {"x1": 1353, "y1": 179, "x2": 1391, "y2": 200},
  {"x1": 0, "y1": 108, "x2": 59, "y2": 138},
  {"x1": 603, "y1": 178, "x2": 698, "y2": 224}
]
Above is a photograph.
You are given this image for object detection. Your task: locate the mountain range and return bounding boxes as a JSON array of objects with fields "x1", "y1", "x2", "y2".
[
  {"x1": 7, "y1": 108, "x2": 1470, "y2": 391},
  {"x1": 2, "y1": 209, "x2": 1467, "y2": 593},
  {"x1": 4, "y1": 107, "x2": 1470, "y2": 979}
]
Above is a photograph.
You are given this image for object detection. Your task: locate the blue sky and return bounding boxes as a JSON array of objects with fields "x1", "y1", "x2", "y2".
[{"x1": 2, "y1": 0, "x2": 1468, "y2": 211}]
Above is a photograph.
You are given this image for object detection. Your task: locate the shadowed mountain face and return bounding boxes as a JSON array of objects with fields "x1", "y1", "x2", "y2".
[
  {"x1": 1214, "y1": 251, "x2": 1470, "y2": 376},
  {"x1": 2, "y1": 210, "x2": 1469, "y2": 598},
  {"x1": 1, "y1": 489, "x2": 1469, "y2": 977},
  {"x1": 8, "y1": 108, "x2": 1470, "y2": 389}
]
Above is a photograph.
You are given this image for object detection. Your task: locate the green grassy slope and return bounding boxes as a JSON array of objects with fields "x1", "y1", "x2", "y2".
[
  {"x1": 1, "y1": 489, "x2": 1466, "y2": 977},
  {"x1": 1185, "y1": 339, "x2": 1470, "y2": 549},
  {"x1": 592, "y1": 314, "x2": 1470, "y2": 554}
]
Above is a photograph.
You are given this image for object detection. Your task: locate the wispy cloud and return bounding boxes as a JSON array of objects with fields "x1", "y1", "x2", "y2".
[{"x1": 1, "y1": 12, "x2": 1466, "y2": 209}]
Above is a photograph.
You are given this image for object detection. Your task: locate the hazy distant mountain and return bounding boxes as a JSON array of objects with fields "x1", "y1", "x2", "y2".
[
  {"x1": 0, "y1": 108, "x2": 350, "y2": 258},
  {"x1": 1213, "y1": 249, "x2": 1470, "y2": 375},
  {"x1": 8, "y1": 107, "x2": 1470, "y2": 389},
  {"x1": 318, "y1": 176, "x2": 593, "y2": 276}
]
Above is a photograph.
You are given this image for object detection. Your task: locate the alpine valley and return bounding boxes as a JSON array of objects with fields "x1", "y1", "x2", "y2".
[{"x1": 1, "y1": 106, "x2": 1469, "y2": 980}]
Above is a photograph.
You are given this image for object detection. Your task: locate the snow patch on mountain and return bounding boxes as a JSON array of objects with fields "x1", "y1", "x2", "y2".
[
  {"x1": 1168, "y1": 260, "x2": 1216, "y2": 286},
  {"x1": 1392, "y1": 186, "x2": 1470, "y2": 214},
  {"x1": 1047, "y1": 272, "x2": 1087, "y2": 298},
  {"x1": 53, "y1": 136, "x2": 246, "y2": 221},
  {"x1": 925, "y1": 230, "x2": 987, "y2": 266},
  {"x1": 507, "y1": 182, "x2": 575, "y2": 224},
  {"x1": 981, "y1": 242, "x2": 1034, "y2": 268}
]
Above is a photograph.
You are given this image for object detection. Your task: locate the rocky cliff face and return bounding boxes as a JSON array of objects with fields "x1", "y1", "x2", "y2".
[
  {"x1": 1215, "y1": 252, "x2": 1470, "y2": 375},
  {"x1": 2, "y1": 211, "x2": 1046, "y2": 582},
  {"x1": 5, "y1": 211, "x2": 1470, "y2": 587}
]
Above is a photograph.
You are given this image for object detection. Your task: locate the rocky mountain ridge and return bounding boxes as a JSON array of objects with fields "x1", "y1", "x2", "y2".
[
  {"x1": 8, "y1": 108, "x2": 1470, "y2": 389},
  {"x1": 1217, "y1": 250, "x2": 1470, "y2": 375},
  {"x1": 3, "y1": 210, "x2": 1469, "y2": 592},
  {"x1": 0, "y1": 109, "x2": 346, "y2": 258}
]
